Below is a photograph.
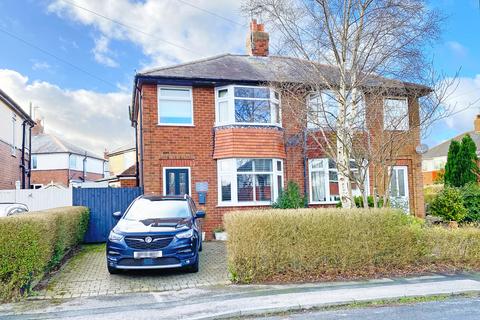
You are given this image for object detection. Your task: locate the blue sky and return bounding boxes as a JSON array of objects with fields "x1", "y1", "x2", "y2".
[{"x1": 0, "y1": 0, "x2": 479, "y2": 153}]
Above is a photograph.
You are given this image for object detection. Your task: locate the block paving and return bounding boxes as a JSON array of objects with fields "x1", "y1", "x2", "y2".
[{"x1": 34, "y1": 241, "x2": 229, "y2": 299}]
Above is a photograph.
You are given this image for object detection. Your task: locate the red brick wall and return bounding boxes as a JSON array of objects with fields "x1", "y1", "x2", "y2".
[
  {"x1": 120, "y1": 178, "x2": 138, "y2": 188},
  {"x1": 31, "y1": 169, "x2": 104, "y2": 187},
  {"x1": 139, "y1": 83, "x2": 425, "y2": 239},
  {"x1": 0, "y1": 140, "x2": 24, "y2": 190}
]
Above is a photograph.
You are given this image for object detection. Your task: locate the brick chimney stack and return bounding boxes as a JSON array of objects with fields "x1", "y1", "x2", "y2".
[
  {"x1": 475, "y1": 115, "x2": 480, "y2": 133},
  {"x1": 246, "y1": 19, "x2": 269, "y2": 57},
  {"x1": 32, "y1": 118, "x2": 44, "y2": 135}
]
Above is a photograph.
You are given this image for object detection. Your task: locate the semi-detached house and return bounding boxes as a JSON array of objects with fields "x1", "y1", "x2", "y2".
[{"x1": 130, "y1": 20, "x2": 426, "y2": 238}]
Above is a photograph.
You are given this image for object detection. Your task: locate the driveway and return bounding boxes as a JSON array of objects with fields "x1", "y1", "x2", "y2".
[{"x1": 34, "y1": 241, "x2": 229, "y2": 299}]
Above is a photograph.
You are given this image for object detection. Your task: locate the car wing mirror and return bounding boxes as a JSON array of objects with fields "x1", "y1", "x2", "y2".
[
  {"x1": 195, "y1": 210, "x2": 206, "y2": 219},
  {"x1": 112, "y1": 211, "x2": 122, "y2": 219}
]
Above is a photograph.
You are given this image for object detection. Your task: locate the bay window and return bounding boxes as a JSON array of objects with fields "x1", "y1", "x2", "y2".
[
  {"x1": 218, "y1": 158, "x2": 283, "y2": 206},
  {"x1": 215, "y1": 85, "x2": 281, "y2": 126},
  {"x1": 309, "y1": 158, "x2": 368, "y2": 204}
]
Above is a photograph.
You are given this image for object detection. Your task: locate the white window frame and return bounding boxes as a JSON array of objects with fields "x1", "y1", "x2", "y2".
[
  {"x1": 162, "y1": 166, "x2": 192, "y2": 196},
  {"x1": 214, "y1": 85, "x2": 281, "y2": 127},
  {"x1": 307, "y1": 91, "x2": 366, "y2": 130},
  {"x1": 11, "y1": 114, "x2": 16, "y2": 156},
  {"x1": 31, "y1": 155, "x2": 38, "y2": 169},
  {"x1": 383, "y1": 97, "x2": 409, "y2": 131},
  {"x1": 217, "y1": 158, "x2": 284, "y2": 207},
  {"x1": 308, "y1": 158, "x2": 369, "y2": 204},
  {"x1": 157, "y1": 86, "x2": 194, "y2": 126},
  {"x1": 69, "y1": 154, "x2": 77, "y2": 169}
]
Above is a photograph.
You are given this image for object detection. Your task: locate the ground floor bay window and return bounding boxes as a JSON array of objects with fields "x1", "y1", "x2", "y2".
[
  {"x1": 309, "y1": 158, "x2": 368, "y2": 204},
  {"x1": 217, "y1": 158, "x2": 283, "y2": 206}
]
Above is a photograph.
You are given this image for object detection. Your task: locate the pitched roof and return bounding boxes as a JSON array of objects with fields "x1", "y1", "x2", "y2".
[
  {"x1": 108, "y1": 142, "x2": 135, "y2": 156},
  {"x1": 118, "y1": 164, "x2": 136, "y2": 177},
  {"x1": 139, "y1": 54, "x2": 429, "y2": 91},
  {"x1": 423, "y1": 131, "x2": 480, "y2": 160},
  {"x1": 32, "y1": 133, "x2": 104, "y2": 160},
  {"x1": 0, "y1": 88, "x2": 34, "y2": 125}
]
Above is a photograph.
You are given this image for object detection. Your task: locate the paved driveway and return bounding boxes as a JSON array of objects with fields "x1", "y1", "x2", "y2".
[{"x1": 34, "y1": 242, "x2": 229, "y2": 299}]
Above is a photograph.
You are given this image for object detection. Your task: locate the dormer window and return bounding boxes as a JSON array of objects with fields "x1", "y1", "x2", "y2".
[{"x1": 215, "y1": 85, "x2": 281, "y2": 126}]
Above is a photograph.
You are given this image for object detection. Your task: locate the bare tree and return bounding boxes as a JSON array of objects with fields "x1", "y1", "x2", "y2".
[{"x1": 243, "y1": 0, "x2": 458, "y2": 210}]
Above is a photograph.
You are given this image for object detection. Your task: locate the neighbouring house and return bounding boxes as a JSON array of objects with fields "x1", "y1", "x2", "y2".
[
  {"x1": 0, "y1": 89, "x2": 35, "y2": 190},
  {"x1": 106, "y1": 143, "x2": 136, "y2": 176},
  {"x1": 130, "y1": 19, "x2": 427, "y2": 237},
  {"x1": 422, "y1": 114, "x2": 480, "y2": 185},
  {"x1": 30, "y1": 119, "x2": 109, "y2": 188}
]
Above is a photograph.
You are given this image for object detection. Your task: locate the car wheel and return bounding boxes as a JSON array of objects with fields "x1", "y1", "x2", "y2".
[
  {"x1": 187, "y1": 258, "x2": 199, "y2": 273},
  {"x1": 107, "y1": 265, "x2": 120, "y2": 274}
]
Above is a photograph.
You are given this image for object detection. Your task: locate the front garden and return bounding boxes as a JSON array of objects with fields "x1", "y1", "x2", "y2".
[{"x1": 225, "y1": 208, "x2": 480, "y2": 283}]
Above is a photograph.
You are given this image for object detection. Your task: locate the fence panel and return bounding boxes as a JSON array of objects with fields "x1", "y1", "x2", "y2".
[
  {"x1": 0, "y1": 188, "x2": 72, "y2": 211},
  {"x1": 73, "y1": 187, "x2": 143, "y2": 243}
]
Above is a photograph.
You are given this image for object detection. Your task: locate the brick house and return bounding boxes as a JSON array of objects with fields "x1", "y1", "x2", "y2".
[
  {"x1": 0, "y1": 89, "x2": 35, "y2": 190},
  {"x1": 31, "y1": 120, "x2": 108, "y2": 188},
  {"x1": 130, "y1": 20, "x2": 426, "y2": 237}
]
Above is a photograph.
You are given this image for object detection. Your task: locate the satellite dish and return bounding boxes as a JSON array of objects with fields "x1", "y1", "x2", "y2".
[{"x1": 415, "y1": 144, "x2": 429, "y2": 155}]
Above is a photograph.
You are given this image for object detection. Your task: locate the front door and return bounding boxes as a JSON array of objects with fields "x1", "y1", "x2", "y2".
[
  {"x1": 389, "y1": 166, "x2": 409, "y2": 213},
  {"x1": 165, "y1": 168, "x2": 190, "y2": 196}
]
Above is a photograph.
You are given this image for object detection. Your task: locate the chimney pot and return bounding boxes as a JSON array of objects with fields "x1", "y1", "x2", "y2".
[
  {"x1": 32, "y1": 118, "x2": 44, "y2": 135},
  {"x1": 247, "y1": 19, "x2": 269, "y2": 57}
]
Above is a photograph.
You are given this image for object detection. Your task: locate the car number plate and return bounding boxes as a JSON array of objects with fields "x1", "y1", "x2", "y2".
[{"x1": 134, "y1": 251, "x2": 162, "y2": 259}]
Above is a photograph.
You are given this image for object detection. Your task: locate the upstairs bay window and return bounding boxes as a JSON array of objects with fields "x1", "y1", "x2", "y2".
[
  {"x1": 307, "y1": 91, "x2": 366, "y2": 130},
  {"x1": 218, "y1": 158, "x2": 283, "y2": 206},
  {"x1": 384, "y1": 98, "x2": 409, "y2": 131},
  {"x1": 309, "y1": 158, "x2": 368, "y2": 204},
  {"x1": 157, "y1": 86, "x2": 193, "y2": 125},
  {"x1": 215, "y1": 86, "x2": 280, "y2": 126}
]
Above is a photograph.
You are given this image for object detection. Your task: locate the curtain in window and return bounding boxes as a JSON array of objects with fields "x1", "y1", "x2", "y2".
[{"x1": 311, "y1": 171, "x2": 325, "y2": 202}]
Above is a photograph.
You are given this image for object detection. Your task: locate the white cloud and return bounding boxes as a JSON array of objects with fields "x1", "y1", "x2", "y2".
[
  {"x1": 31, "y1": 61, "x2": 51, "y2": 71},
  {"x1": 47, "y1": 0, "x2": 246, "y2": 68},
  {"x1": 92, "y1": 35, "x2": 118, "y2": 67},
  {"x1": 441, "y1": 75, "x2": 480, "y2": 133},
  {"x1": 446, "y1": 41, "x2": 468, "y2": 58},
  {"x1": 0, "y1": 69, "x2": 132, "y2": 155}
]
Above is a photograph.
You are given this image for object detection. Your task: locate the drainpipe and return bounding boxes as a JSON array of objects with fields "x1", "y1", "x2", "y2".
[
  {"x1": 133, "y1": 116, "x2": 140, "y2": 187},
  {"x1": 138, "y1": 85, "x2": 144, "y2": 188},
  {"x1": 83, "y1": 152, "x2": 87, "y2": 182},
  {"x1": 302, "y1": 129, "x2": 308, "y2": 205},
  {"x1": 68, "y1": 152, "x2": 71, "y2": 187},
  {"x1": 27, "y1": 123, "x2": 32, "y2": 188},
  {"x1": 20, "y1": 120, "x2": 27, "y2": 189}
]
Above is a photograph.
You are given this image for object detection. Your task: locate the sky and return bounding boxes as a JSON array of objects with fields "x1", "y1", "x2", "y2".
[{"x1": 0, "y1": 0, "x2": 479, "y2": 154}]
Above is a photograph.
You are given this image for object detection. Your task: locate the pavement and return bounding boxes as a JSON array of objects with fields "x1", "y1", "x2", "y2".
[
  {"x1": 261, "y1": 296, "x2": 480, "y2": 319},
  {"x1": 2, "y1": 272, "x2": 480, "y2": 319},
  {"x1": 34, "y1": 241, "x2": 229, "y2": 299}
]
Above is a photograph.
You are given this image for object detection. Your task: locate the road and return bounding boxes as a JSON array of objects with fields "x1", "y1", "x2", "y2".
[{"x1": 261, "y1": 297, "x2": 480, "y2": 320}]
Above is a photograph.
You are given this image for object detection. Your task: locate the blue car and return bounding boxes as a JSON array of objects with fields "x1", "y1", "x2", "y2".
[{"x1": 106, "y1": 194, "x2": 205, "y2": 274}]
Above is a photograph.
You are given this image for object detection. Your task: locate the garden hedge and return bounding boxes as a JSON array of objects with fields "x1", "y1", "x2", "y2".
[
  {"x1": 225, "y1": 208, "x2": 480, "y2": 283},
  {"x1": 0, "y1": 206, "x2": 89, "y2": 301}
]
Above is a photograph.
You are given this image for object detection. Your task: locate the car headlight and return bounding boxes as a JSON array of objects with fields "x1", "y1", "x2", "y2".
[
  {"x1": 108, "y1": 230, "x2": 124, "y2": 242},
  {"x1": 175, "y1": 229, "x2": 194, "y2": 239}
]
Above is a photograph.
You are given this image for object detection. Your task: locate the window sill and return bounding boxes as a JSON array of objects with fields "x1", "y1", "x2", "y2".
[
  {"x1": 157, "y1": 124, "x2": 195, "y2": 127},
  {"x1": 217, "y1": 202, "x2": 272, "y2": 208},
  {"x1": 309, "y1": 201, "x2": 339, "y2": 205}
]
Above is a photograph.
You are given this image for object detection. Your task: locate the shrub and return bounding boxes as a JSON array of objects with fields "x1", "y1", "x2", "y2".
[
  {"x1": 423, "y1": 184, "x2": 443, "y2": 209},
  {"x1": 353, "y1": 195, "x2": 383, "y2": 208},
  {"x1": 460, "y1": 183, "x2": 480, "y2": 222},
  {"x1": 0, "y1": 206, "x2": 89, "y2": 301},
  {"x1": 225, "y1": 208, "x2": 425, "y2": 283},
  {"x1": 225, "y1": 208, "x2": 480, "y2": 284},
  {"x1": 272, "y1": 181, "x2": 307, "y2": 209},
  {"x1": 429, "y1": 186, "x2": 467, "y2": 222}
]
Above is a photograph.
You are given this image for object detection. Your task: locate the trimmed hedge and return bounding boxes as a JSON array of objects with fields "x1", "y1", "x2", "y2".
[
  {"x1": 0, "y1": 206, "x2": 89, "y2": 301},
  {"x1": 225, "y1": 208, "x2": 480, "y2": 283}
]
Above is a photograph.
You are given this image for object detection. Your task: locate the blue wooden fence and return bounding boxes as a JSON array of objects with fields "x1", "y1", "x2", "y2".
[{"x1": 73, "y1": 187, "x2": 143, "y2": 243}]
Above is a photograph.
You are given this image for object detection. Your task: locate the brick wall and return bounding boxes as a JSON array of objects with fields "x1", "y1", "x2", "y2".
[
  {"x1": 139, "y1": 83, "x2": 425, "y2": 239},
  {"x1": 0, "y1": 140, "x2": 23, "y2": 189},
  {"x1": 31, "y1": 169, "x2": 104, "y2": 187}
]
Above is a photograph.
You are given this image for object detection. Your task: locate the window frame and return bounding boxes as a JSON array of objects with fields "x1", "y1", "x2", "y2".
[
  {"x1": 162, "y1": 166, "x2": 192, "y2": 196},
  {"x1": 214, "y1": 85, "x2": 281, "y2": 127},
  {"x1": 217, "y1": 158, "x2": 284, "y2": 207},
  {"x1": 31, "y1": 155, "x2": 38, "y2": 169},
  {"x1": 157, "y1": 86, "x2": 194, "y2": 126},
  {"x1": 307, "y1": 90, "x2": 366, "y2": 130},
  {"x1": 11, "y1": 114, "x2": 16, "y2": 156},
  {"x1": 308, "y1": 158, "x2": 369, "y2": 205},
  {"x1": 383, "y1": 97, "x2": 409, "y2": 131}
]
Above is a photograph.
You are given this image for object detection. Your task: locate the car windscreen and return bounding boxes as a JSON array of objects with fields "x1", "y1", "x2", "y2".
[{"x1": 123, "y1": 199, "x2": 191, "y2": 220}]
